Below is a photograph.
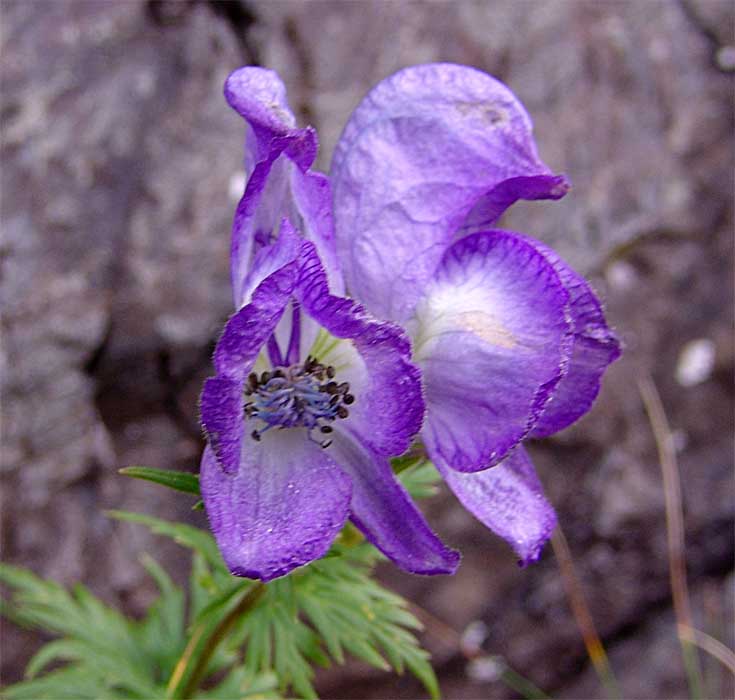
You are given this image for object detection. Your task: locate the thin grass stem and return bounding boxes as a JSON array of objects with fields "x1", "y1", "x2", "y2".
[
  {"x1": 551, "y1": 527, "x2": 621, "y2": 700},
  {"x1": 638, "y1": 372, "x2": 705, "y2": 699},
  {"x1": 678, "y1": 624, "x2": 735, "y2": 677}
]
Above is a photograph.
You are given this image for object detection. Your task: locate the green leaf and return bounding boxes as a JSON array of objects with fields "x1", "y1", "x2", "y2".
[
  {"x1": 200, "y1": 667, "x2": 281, "y2": 699},
  {"x1": 106, "y1": 510, "x2": 226, "y2": 573},
  {"x1": 119, "y1": 466, "x2": 200, "y2": 496},
  {"x1": 2, "y1": 665, "x2": 131, "y2": 699},
  {"x1": 227, "y1": 546, "x2": 441, "y2": 699},
  {"x1": 0, "y1": 564, "x2": 159, "y2": 698},
  {"x1": 25, "y1": 639, "x2": 86, "y2": 678},
  {"x1": 134, "y1": 554, "x2": 187, "y2": 680},
  {"x1": 398, "y1": 459, "x2": 442, "y2": 500},
  {"x1": 390, "y1": 452, "x2": 426, "y2": 474}
]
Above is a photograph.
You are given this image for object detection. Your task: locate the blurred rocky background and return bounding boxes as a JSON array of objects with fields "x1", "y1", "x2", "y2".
[{"x1": 1, "y1": 1, "x2": 733, "y2": 698}]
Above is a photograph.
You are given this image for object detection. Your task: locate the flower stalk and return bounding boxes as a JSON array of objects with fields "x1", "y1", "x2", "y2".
[{"x1": 165, "y1": 581, "x2": 266, "y2": 699}]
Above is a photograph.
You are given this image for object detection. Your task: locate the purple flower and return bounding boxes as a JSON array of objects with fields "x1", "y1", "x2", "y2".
[
  {"x1": 330, "y1": 64, "x2": 621, "y2": 564},
  {"x1": 200, "y1": 69, "x2": 459, "y2": 582}
]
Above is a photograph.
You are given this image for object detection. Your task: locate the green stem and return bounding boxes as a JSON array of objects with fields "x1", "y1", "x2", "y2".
[
  {"x1": 166, "y1": 582, "x2": 266, "y2": 699},
  {"x1": 499, "y1": 664, "x2": 550, "y2": 700},
  {"x1": 681, "y1": 637, "x2": 704, "y2": 700}
]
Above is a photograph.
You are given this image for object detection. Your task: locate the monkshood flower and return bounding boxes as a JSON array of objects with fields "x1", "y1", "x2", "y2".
[
  {"x1": 202, "y1": 69, "x2": 459, "y2": 581},
  {"x1": 200, "y1": 216, "x2": 459, "y2": 581},
  {"x1": 330, "y1": 64, "x2": 621, "y2": 564}
]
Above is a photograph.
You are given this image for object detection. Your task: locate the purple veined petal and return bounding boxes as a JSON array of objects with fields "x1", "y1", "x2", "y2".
[
  {"x1": 225, "y1": 67, "x2": 298, "y2": 162},
  {"x1": 200, "y1": 376, "x2": 245, "y2": 476},
  {"x1": 228, "y1": 124, "x2": 328, "y2": 309},
  {"x1": 202, "y1": 226, "x2": 302, "y2": 473},
  {"x1": 200, "y1": 432, "x2": 352, "y2": 581},
  {"x1": 515, "y1": 236, "x2": 622, "y2": 438},
  {"x1": 457, "y1": 173, "x2": 570, "y2": 237},
  {"x1": 238, "y1": 215, "x2": 302, "y2": 308},
  {"x1": 214, "y1": 223, "x2": 303, "y2": 382},
  {"x1": 416, "y1": 230, "x2": 573, "y2": 472},
  {"x1": 289, "y1": 167, "x2": 345, "y2": 295},
  {"x1": 331, "y1": 63, "x2": 567, "y2": 322},
  {"x1": 230, "y1": 132, "x2": 319, "y2": 309},
  {"x1": 435, "y1": 445, "x2": 557, "y2": 565},
  {"x1": 293, "y1": 240, "x2": 425, "y2": 456},
  {"x1": 225, "y1": 67, "x2": 320, "y2": 309},
  {"x1": 329, "y1": 428, "x2": 459, "y2": 575}
]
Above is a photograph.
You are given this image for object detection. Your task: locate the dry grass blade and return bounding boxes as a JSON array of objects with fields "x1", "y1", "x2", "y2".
[
  {"x1": 551, "y1": 527, "x2": 620, "y2": 700},
  {"x1": 678, "y1": 625, "x2": 735, "y2": 677},
  {"x1": 638, "y1": 372, "x2": 704, "y2": 698}
]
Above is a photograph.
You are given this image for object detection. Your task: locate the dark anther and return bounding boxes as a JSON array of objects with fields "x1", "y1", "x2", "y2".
[
  {"x1": 320, "y1": 425, "x2": 333, "y2": 433},
  {"x1": 337, "y1": 382, "x2": 349, "y2": 394},
  {"x1": 343, "y1": 394, "x2": 355, "y2": 405},
  {"x1": 321, "y1": 439, "x2": 333, "y2": 449},
  {"x1": 260, "y1": 371, "x2": 271, "y2": 383},
  {"x1": 325, "y1": 382, "x2": 338, "y2": 394},
  {"x1": 336, "y1": 406, "x2": 349, "y2": 419},
  {"x1": 329, "y1": 395, "x2": 340, "y2": 406},
  {"x1": 248, "y1": 372, "x2": 258, "y2": 390},
  {"x1": 326, "y1": 366, "x2": 336, "y2": 379},
  {"x1": 251, "y1": 429, "x2": 261, "y2": 442},
  {"x1": 273, "y1": 369, "x2": 285, "y2": 378}
]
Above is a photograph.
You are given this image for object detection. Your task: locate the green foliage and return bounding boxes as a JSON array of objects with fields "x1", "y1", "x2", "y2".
[
  {"x1": 398, "y1": 458, "x2": 443, "y2": 500},
  {"x1": 118, "y1": 512, "x2": 440, "y2": 699},
  {"x1": 3, "y1": 460, "x2": 444, "y2": 699},
  {"x1": 119, "y1": 467, "x2": 200, "y2": 496},
  {"x1": 0, "y1": 555, "x2": 279, "y2": 699},
  {"x1": 118, "y1": 458, "x2": 443, "y2": 503}
]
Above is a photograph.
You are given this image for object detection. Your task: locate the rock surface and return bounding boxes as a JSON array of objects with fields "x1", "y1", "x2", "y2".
[{"x1": 2, "y1": 1, "x2": 733, "y2": 698}]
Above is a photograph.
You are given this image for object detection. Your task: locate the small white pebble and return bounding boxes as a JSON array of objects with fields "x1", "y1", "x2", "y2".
[
  {"x1": 716, "y1": 45, "x2": 735, "y2": 72},
  {"x1": 228, "y1": 171, "x2": 247, "y2": 203},
  {"x1": 675, "y1": 338, "x2": 716, "y2": 387},
  {"x1": 605, "y1": 260, "x2": 637, "y2": 291},
  {"x1": 466, "y1": 656, "x2": 504, "y2": 683},
  {"x1": 460, "y1": 620, "x2": 489, "y2": 656}
]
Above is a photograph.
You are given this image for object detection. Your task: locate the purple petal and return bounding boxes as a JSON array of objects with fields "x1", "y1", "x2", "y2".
[
  {"x1": 417, "y1": 230, "x2": 572, "y2": 472},
  {"x1": 457, "y1": 174, "x2": 570, "y2": 236},
  {"x1": 214, "y1": 239, "x2": 298, "y2": 383},
  {"x1": 201, "y1": 226, "x2": 302, "y2": 473},
  {"x1": 517, "y1": 237, "x2": 622, "y2": 437},
  {"x1": 289, "y1": 168, "x2": 344, "y2": 295},
  {"x1": 225, "y1": 68, "x2": 323, "y2": 308},
  {"x1": 200, "y1": 435, "x2": 352, "y2": 581},
  {"x1": 293, "y1": 241, "x2": 425, "y2": 456},
  {"x1": 200, "y1": 376, "x2": 245, "y2": 476},
  {"x1": 238, "y1": 215, "x2": 302, "y2": 308},
  {"x1": 330, "y1": 429, "x2": 459, "y2": 574},
  {"x1": 225, "y1": 67, "x2": 298, "y2": 160},
  {"x1": 331, "y1": 63, "x2": 567, "y2": 322},
  {"x1": 435, "y1": 445, "x2": 556, "y2": 565},
  {"x1": 230, "y1": 136, "x2": 315, "y2": 308}
]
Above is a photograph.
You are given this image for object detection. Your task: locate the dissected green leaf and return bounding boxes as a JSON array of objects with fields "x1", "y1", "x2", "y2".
[
  {"x1": 0, "y1": 564, "x2": 159, "y2": 698},
  {"x1": 228, "y1": 545, "x2": 440, "y2": 699},
  {"x1": 398, "y1": 458, "x2": 443, "y2": 500},
  {"x1": 2, "y1": 512, "x2": 441, "y2": 700},
  {"x1": 119, "y1": 466, "x2": 200, "y2": 496},
  {"x1": 390, "y1": 451, "x2": 426, "y2": 474},
  {"x1": 106, "y1": 510, "x2": 226, "y2": 573},
  {"x1": 200, "y1": 667, "x2": 281, "y2": 699},
  {"x1": 1, "y1": 665, "x2": 131, "y2": 699}
]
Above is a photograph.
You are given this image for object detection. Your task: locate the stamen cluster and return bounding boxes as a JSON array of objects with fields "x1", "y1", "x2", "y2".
[{"x1": 244, "y1": 355, "x2": 354, "y2": 447}]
